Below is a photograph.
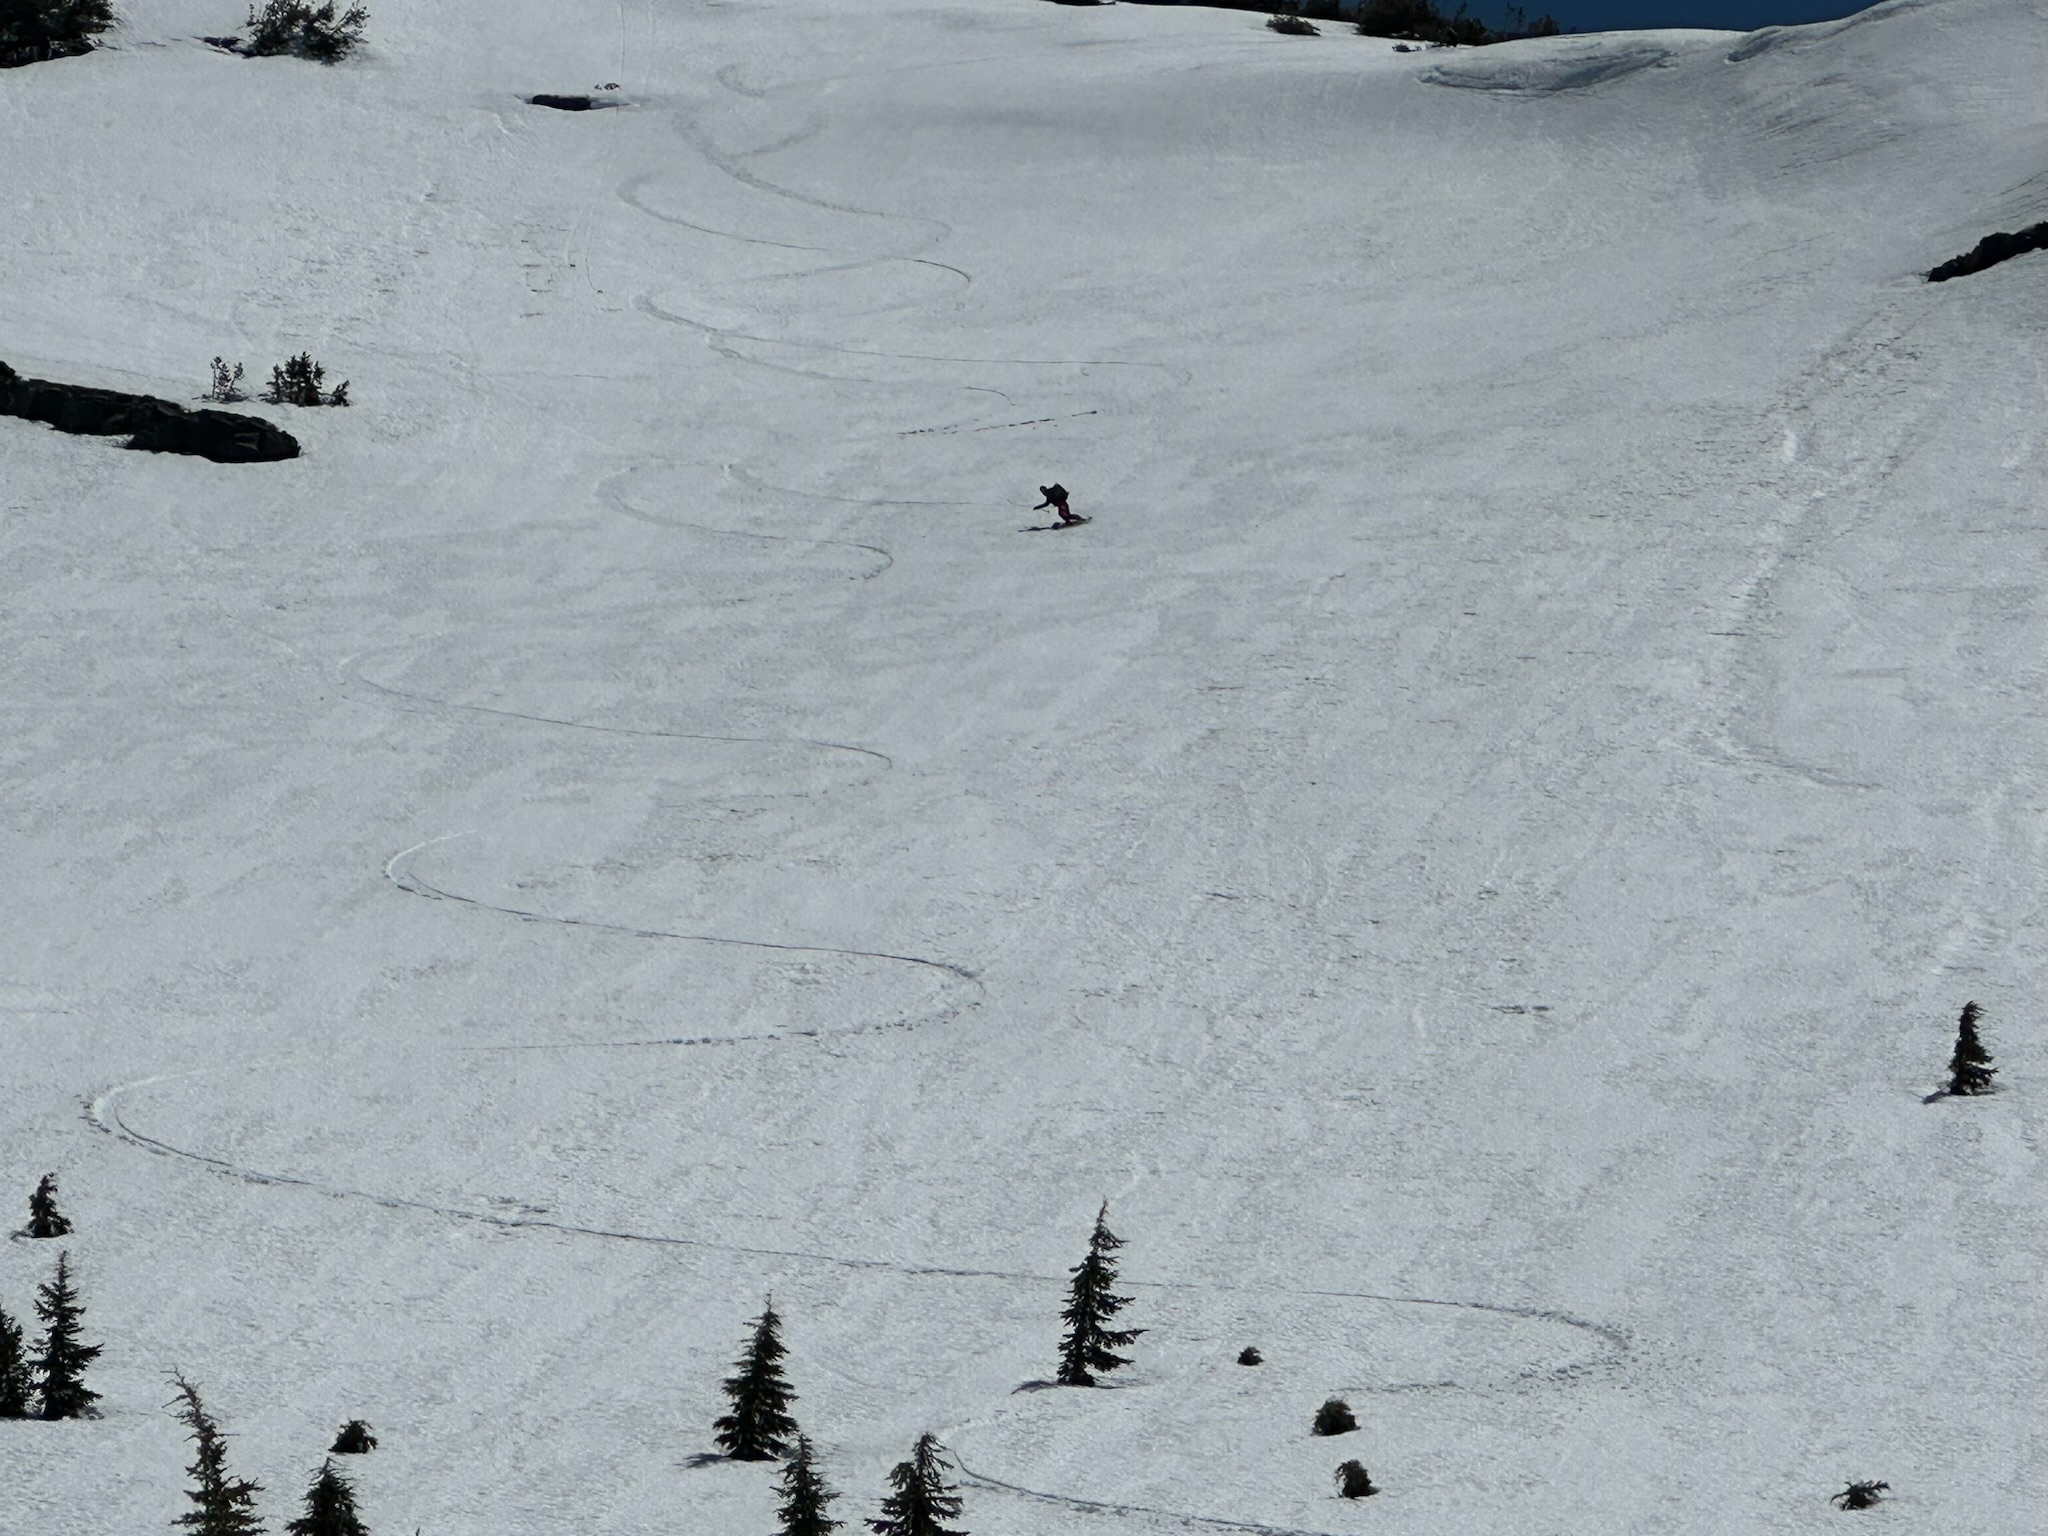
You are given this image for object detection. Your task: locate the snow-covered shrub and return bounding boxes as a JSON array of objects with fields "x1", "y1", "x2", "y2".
[
  {"x1": 1267, "y1": 5, "x2": 1320, "y2": 35},
  {"x1": 1311, "y1": 1397, "x2": 1357, "y2": 1436},
  {"x1": 243, "y1": 1, "x2": 366, "y2": 62},
  {"x1": 0, "y1": 0, "x2": 113, "y2": 69}
]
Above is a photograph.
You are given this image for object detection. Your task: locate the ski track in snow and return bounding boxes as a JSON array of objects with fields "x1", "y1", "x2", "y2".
[
  {"x1": 70, "y1": 25, "x2": 1647, "y2": 1528},
  {"x1": 595, "y1": 462, "x2": 898, "y2": 575},
  {"x1": 381, "y1": 833, "x2": 979, "y2": 997},
  {"x1": 950, "y1": 1454, "x2": 1378, "y2": 1536},
  {"x1": 341, "y1": 652, "x2": 897, "y2": 769},
  {"x1": 85, "y1": 1056, "x2": 1624, "y2": 1400}
]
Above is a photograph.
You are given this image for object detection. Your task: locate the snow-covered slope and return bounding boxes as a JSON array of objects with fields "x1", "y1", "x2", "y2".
[{"x1": 3, "y1": 1, "x2": 2044, "y2": 1531}]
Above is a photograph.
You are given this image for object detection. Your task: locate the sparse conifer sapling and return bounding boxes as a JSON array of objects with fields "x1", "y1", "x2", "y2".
[
  {"x1": 33, "y1": 1251, "x2": 100, "y2": 1419},
  {"x1": 330, "y1": 1418, "x2": 377, "y2": 1454},
  {"x1": 777, "y1": 1434, "x2": 841, "y2": 1536},
  {"x1": 209, "y1": 358, "x2": 248, "y2": 403},
  {"x1": 1335, "y1": 1460, "x2": 1378, "y2": 1498},
  {"x1": 714, "y1": 1301, "x2": 798, "y2": 1461},
  {"x1": 1946, "y1": 1002, "x2": 1997, "y2": 1096},
  {"x1": 869, "y1": 1433, "x2": 965, "y2": 1536},
  {"x1": 1056, "y1": 1200, "x2": 1143, "y2": 1386},
  {"x1": 0, "y1": 1307, "x2": 31, "y2": 1418},
  {"x1": 170, "y1": 1372, "x2": 266, "y2": 1536},
  {"x1": 1831, "y1": 1480, "x2": 1889, "y2": 1510},
  {"x1": 1312, "y1": 1397, "x2": 1358, "y2": 1436},
  {"x1": 286, "y1": 1458, "x2": 368, "y2": 1536},
  {"x1": 27, "y1": 1172, "x2": 71, "y2": 1237}
]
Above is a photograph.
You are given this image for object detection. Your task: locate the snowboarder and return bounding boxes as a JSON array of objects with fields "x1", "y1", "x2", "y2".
[{"x1": 1035, "y1": 484, "x2": 1082, "y2": 525}]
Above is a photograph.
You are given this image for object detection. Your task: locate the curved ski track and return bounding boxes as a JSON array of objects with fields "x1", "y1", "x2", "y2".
[{"x1": 84, "y1": 37, "x2": 1635, "y2": 1534}]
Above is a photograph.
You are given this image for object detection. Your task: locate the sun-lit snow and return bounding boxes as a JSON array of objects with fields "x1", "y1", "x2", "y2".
[{"x1": 3, "y1": 1, "x2": 2044, "y2": 1532}]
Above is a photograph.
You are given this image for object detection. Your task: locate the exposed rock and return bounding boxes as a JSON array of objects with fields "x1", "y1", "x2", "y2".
[
  {"x1": 1, "y1": 360, "x2": 300, "y2": 462},
  {"x1": 1928, "y1": 221, "x2": 2048, "y2": 282}
]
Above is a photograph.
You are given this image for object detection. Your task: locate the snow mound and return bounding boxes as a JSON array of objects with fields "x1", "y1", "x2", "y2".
[{"x1": 1417, "y1": 33, "x2": 1704, "y2": 92}]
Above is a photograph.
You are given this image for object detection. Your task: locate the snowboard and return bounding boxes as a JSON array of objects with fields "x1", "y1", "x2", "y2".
[{"x1": 1021, "y1": 517, "x2": 1091, "y2": 532}]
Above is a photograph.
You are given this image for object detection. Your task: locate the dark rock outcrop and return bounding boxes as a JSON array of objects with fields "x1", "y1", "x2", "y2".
[
  {"x1": 1927, "y1": 221, "x2": 2048, "y2": 283},
  {"x1": 530, "y1": 93, "x2": 596, "y2": 110},
  {"x1": 0, "y1": 360, "x2": 299, "y2": 462}
]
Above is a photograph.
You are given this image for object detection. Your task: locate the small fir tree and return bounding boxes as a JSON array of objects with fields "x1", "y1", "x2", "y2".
[
  {"x1": 1335, "y1": 1460, "x2": 1378, "y2": 1498},
  {"x1": 1831, "y1": 1480, "x2": 1889, "y2": 1510},
  {"x1": 1311, "y1": 1398, "x2": 1357, "y2": 1436},
  {"x1": 868, "y1": 1433, "x2": 965, "y2": 1536},
  {"x1": 169, "y1": 1372, "x2": 267, "y2": 1536},
  {"x1": 329, "y1": 1419, "x2": 377, "y2": 1454},
  {"x1": 286, "y1": 1459, "x2": 368, "y2": 1536},
  {"x1": 1946, "y1": 1002, "x2": 1997, "y2": 1096},
  {"x1": 1056, "y1": 1200, "x2": 1143, "y2": 1386},
  {"x1": 0, "y1": 0, "x2": 114, "y2": 66},
  {"x1": 33, "y1": 1251, "x2": 101, "y2": 1419},
  {"x1": 777, "y1": 1434, "x2": 841, "y2": 1536},
  {"x1": 244, "y1": 1, "x2": 367, "y2": 61},
  {"x1": 27, "y1": 1172, "x2": 72, "y2": 1237},
  {"x1": 266, "y1": 353, "x2": 325, "y2": 407},
  {"x1": 0, "y1": 1307, "x2": 31, "y2": 1418},
  {"x1": 713, "y1": 1301, "x2": 798, "y2": 1461}
]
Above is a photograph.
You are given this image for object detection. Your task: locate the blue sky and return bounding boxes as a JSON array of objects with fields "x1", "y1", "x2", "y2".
[{"x1": 1549, "y1": 0, "x2": 1874, "y2": 29}]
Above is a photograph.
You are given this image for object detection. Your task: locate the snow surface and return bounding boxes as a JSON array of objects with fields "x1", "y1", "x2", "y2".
[{"x1": 3, "y1": 0, "x2": 2045, "y2": 1532}]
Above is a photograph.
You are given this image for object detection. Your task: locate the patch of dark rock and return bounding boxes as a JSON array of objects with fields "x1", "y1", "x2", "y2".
[
  {"x1": 1927, "y1": 221, "x2": 2048, "y2": 282},
  {"x1": 1, "y1": 360, "x2": 300, "y2": 463},
  {"x1": 529, "y1": 93, "x2": 617, "y2": 111}
]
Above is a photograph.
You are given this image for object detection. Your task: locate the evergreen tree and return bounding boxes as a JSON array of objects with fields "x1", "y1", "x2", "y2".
[
  {"x1": 32, "y1": 1251, "x2": 101, "y2": 1419},
  {"x1": 868, "y1": 1433, "x2": 964, "y2": 1536},
  {"x1": 0, "y1": 1307, "x2": 31, "y2": 1418},
  {"x1": 0, "y1": 0, "x2": 115, "y2": 66},
  {"x1": 776, "y1": 1434, "x2": 841, "y2": 1536},
  {"x1": 1312, "y1": 1397, "x2": 1358, "y2": 1436},
  {"x1": 169, "y1": 1372, "x2": 266, "y2": 1536},
  {"x1": 286, "y1": 1459, "x2": 368, "y2": 1536},
  {"x1": 713, "y1": 1300, "x2": 798, "y2": 1461},
  {"x1": 1335, "y1": 1459, "x2": 1379, "y2": 1498},
  {"x1": 1946, "y1": 1001, "x2": 1997, "y2": 1096},
  {"x1": 329, "y1": 1419, "x2": 377, "y2": 1454},
  {"x1": 27, "y1": 1172, "x2": 72, "y2": 1237},
  {"x1": 1056, "y1": 1200, "x2": 1143, "y2": 1386}
]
